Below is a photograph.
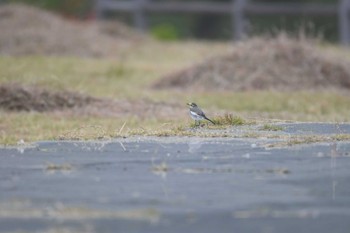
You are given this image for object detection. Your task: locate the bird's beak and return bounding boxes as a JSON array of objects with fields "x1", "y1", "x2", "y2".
[{"x1": 186, "y1": 103, "x2": 191, "y2": 106}]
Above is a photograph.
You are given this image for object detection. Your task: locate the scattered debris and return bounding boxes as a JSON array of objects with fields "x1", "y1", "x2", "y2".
[
  {"x1": 46, "y1": 163, "x2": 73, "y2": 171},
  {"x1": 151, "y1": 162, "x2": 169, "y2": 173}
]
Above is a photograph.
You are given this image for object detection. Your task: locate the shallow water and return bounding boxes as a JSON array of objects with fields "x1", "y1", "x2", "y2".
[{"x1": 1, "y1": 125, "x2": 350, "y2": 233}]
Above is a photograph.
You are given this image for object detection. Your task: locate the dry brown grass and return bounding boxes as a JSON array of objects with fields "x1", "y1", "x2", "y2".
[
  {"x1": 0, "y1": 83, "x2": 98, "y2": 112},
  {"x1": 153, "y1": 34, "x2": 350, "y2": 91},
  {"x1": 0, "y1": 83, "x2": 185, "y2": 118},
  {"x1": 1, "y1": 8, "x2": 350, "y2": 145}
]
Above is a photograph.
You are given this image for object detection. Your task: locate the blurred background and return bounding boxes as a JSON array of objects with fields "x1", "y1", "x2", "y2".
[
  {"x1": 0, "y1": 0, "x2": 345, "y2": 43},
  {"x1": 1, "y1": 0, "x2": 350, "y2": 143}
]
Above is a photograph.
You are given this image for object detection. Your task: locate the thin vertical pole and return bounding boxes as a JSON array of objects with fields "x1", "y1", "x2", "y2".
[
  {"x1": 133, "y1": 0, "x2": 148, "y2": 32},
  {"x1": 232, "y1": 0, "x2": 246, "y2": 41},
  {"x1": 95, "y1": 0, "x2": 104, "y2": 19},
  {"x1": 339, "y1": 0, "x2": 350, "y2": 45}
]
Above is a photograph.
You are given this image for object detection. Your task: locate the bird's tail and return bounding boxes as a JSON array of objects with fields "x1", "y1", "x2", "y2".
[{"x1": 205, "y1": 117, "x2": 215, "y2": 125}]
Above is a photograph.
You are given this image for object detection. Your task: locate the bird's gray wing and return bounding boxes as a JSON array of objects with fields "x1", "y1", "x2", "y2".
[{"x1": 192, "y1": 106, "x2": 206, "y2": 117}]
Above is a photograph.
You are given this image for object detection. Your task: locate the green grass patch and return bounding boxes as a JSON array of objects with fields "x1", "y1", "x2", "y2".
[{"x1": 212, "y1": 114, "x2": 246, "y2": 126}]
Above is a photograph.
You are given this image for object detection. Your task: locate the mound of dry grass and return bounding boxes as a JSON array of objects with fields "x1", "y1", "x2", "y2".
[
  {"x1": 0, "y1": 4, "x2": 143, "y2": 57},
  {"x1": 153, "y1": 34, "x2": 350, "y2": 91},
  {"x1": 0, "y1": 83, "x2": 98, "y2": 112},
  {"x1": 0, "y1": 83, "x2": 184, "y2": 119}
]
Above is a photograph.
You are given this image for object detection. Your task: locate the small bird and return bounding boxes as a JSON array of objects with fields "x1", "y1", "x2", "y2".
[{"x1": 187, "y1": 102, "x2": 215, "y2": 126}]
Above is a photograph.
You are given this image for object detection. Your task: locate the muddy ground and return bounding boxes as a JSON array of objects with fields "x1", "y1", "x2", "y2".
[{"x1": 0, "y1": 123, "x2": 350, "y2": 233}]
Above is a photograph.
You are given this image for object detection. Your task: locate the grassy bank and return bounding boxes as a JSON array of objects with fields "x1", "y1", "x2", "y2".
[{"x1": 1, "y1": 41, "x2": 350, "y2": 145}]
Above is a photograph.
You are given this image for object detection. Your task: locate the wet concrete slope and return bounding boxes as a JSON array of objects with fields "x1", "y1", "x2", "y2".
[{"x1": 1, "y1": 125, "x2": 350, "y2": 233}]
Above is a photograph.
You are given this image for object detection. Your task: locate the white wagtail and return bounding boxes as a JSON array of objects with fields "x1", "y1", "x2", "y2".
[{"x1": 187, "y1": 102, "x2": 215, "y2": 126}]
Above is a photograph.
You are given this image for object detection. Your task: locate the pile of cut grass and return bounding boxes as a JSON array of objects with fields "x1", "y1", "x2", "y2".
[
  {"x1": 153, "y1": 34, "x2": 350, "y2": 91},
  {"x1": 0, "y1": 83, "x2": 98, "y2": 112}
]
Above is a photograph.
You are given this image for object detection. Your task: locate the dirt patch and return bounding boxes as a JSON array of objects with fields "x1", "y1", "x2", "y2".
[
  {"x1": 0, "y1": 4, "x2": 144, "y2": 57},
  {"x1": 152, "y1": 34, "x2": 350, "y2": 91},
  {"x1": 0, "y1": 83, "x2": 184, "y2": 118}
]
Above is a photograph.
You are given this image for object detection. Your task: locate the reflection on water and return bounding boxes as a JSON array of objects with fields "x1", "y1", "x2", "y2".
[
  {"x1": 317, "y1": 142, "x2": 350, "y2": 201},
  {"x1": 331, "y1": 143, "x2": 338, "y2": 201},
  {"x1": 188, "y1": 139, "x2": 204, "y2": 153},
  {"x1": 331, "y1": 141, "x2": 350, "y2": 201}
]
